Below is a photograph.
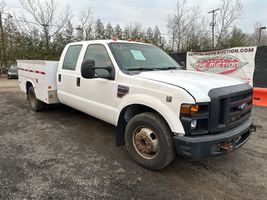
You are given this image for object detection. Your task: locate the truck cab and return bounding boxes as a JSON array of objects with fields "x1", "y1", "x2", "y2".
[{"x1": 18, "y1": 40, "x2": 254, "y2": 170}]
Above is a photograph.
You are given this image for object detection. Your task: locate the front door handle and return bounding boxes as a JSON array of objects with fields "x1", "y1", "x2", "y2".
[{"x1": 76, "y1": 77, "x2": 80, "y2": 87}]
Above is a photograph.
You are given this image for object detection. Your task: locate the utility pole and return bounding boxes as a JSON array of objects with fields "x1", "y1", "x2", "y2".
[
  {"x1": 258, "y1": 26, "x2": 266, "y2": 46},
  {"x1": 208, "y1": 8, "x2": 220, "y2": 49}
]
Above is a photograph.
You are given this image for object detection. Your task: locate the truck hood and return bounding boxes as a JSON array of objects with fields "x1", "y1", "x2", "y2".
[{"x1": 135, "y1": 70, "x2": 245, "y2": 102}]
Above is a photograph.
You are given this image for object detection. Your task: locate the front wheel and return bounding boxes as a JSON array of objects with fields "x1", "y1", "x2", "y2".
[
  {"x1": 27, "y1": 86, "x2": 45, "y2": 112},
  {"x1": 125, "y1": 112, "x2": 176, "y2": 170}
]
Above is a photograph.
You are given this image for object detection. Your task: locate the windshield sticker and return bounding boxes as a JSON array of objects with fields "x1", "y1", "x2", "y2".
[{"x1": 130, "y1": 50, "x2": 146, "y2": 61}]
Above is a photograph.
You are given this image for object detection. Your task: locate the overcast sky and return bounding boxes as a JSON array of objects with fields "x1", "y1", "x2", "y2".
[{"x1": 6, "y1": 0, "x2": 267, "y2": 36}]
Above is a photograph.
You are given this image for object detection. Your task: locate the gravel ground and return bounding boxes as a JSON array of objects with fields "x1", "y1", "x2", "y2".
[{"x1": 0, "y1": 78, "x2": 266, "y2": 200}]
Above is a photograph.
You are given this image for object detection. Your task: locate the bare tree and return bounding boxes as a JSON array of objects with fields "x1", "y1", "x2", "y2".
[
  {"x1": 215, "y1": 0, "x2": 244, "y2": 48},
  {"x1": 246, "y1": 22, "x2": 267, "y2": 46},
  {"x1": 167, "y1": 0, "x2": 186, "y2": 51},
  {"x1": 167, "y1": 0, "x2": 200, "y2": 52},
  {"x1": 76, "y1": 8, "x2": 93, "y2": 41},
  {"x1": 0, "y1": 0, "x2": 7, "y2": 71},
  {"x1": 19, "y1": 0, "x2": 71, "y2": 50},
  {"x1": 0, "y1": 0, "x2": 4, "y2": 10}
]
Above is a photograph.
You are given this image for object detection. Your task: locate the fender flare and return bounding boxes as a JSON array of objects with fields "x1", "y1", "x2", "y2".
[{"x1": 25, "y1": 79, "x2": 36, "y2": 93}]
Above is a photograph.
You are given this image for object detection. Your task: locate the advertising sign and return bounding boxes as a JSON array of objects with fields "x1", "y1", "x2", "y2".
[{"x1": 186, "y1": 47, "x2": 257, "y2": 85}]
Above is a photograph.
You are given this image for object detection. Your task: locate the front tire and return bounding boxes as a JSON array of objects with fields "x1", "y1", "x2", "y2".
[
  {"x1": 27, "y1": 86, "x2": 45, "y2": 112},
  {"x1": 125, "y1": 112, "x2": 176, "y2": 170}
]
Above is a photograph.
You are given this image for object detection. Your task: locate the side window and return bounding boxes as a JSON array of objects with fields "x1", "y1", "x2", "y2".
[
  {"x1": 63, "y1": 45, "x2": 82, "y2": 70},
  {"x1": 84, "y1": 44, "x2": 113, "y2": 77}
]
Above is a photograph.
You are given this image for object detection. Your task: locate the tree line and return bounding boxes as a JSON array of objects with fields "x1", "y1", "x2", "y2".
[
  {"x1": 0, "y1": 0, "x2": 166, "y2": 73},
  {"x1": 0, "y1": 0, "x2": 266, "y2": 74},
  {"x1": 167, "y1": 0, "x2": 267, "y2": 52}
]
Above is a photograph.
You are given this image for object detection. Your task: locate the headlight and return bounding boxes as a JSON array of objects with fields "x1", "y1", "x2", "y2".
[
  {"x1": 180, "y1": 103, "x2": 209, "y2": 135},
  {"x1": 191, "y1": 119, "x2": 197, "y2": 129},
  {"x1": 8, "y1": 72, "x2": 12, "y2": 75}
]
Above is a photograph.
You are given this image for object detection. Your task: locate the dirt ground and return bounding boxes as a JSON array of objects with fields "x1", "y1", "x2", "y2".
[{"x1": 0, "y1": 77, "x2": 266, "y2": 200}]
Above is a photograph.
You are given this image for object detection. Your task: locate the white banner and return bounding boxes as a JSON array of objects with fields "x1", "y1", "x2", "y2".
[{"x1": 186, "y1": 47, "x2": 257, "y2": 85}]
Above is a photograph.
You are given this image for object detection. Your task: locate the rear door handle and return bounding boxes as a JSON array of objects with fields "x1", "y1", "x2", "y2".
[
  {"x1": 76, "y1": 77, "x2": 80, "y2": 87},
  {"x1": 58, "y1": 74, "x2": 61, "y2": 82}
]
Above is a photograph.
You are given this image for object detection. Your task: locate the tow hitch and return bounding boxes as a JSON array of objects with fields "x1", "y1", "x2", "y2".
[
  {"x1": 218, "y1": 125, "x2": 256, "y2": 153},
  {"x1": 250, "y1": 124, "x2": 257, "y2": 132},
  {"x1": 218, "y1": 142, "x2": 233, "y2": 152}
]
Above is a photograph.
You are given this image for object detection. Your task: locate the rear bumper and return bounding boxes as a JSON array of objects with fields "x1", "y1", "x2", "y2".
[
  {"x1": 7, "y1": 74, "x2": 18, "y2": 79},
  {"x1": 174, "y1": 117, "x2": 253, "y2": 158}
]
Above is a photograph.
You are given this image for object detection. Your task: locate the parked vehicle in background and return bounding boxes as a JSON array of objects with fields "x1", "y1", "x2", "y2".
[
  {"x1": 17, "y1": 40, "x2": 255, "y2": 170},
  {"x1": 7, "y1": 65, "x2": 18, "y2": 79}
]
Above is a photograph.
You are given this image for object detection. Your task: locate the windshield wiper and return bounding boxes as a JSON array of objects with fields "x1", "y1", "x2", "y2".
[
  {"x1": 125, "y1": 67, "x2": 156, "y2": 71},
  {"x1": 156, "y1": 66, "x2": 180, "y2": 70},
  {"x1": 125, "y1": 66, "x2": 180, "y2": 71}
]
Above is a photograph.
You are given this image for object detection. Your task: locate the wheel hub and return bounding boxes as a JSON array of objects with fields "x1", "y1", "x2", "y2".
[{"x1": 133, "y1": 128, "x2": 159, "y2": 159}]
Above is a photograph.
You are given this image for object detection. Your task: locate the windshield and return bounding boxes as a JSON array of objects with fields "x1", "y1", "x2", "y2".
[
  {"x1": 9, "y1": 65, "x2": 17, "y2": 71},
  {"x1": 109, "y1": 43, "x2": 181, "y2": 71}
]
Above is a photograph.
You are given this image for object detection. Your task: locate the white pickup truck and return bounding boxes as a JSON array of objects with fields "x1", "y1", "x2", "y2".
[{"x1": 18, "y1": 40, "x2": 254, "y2": 170}]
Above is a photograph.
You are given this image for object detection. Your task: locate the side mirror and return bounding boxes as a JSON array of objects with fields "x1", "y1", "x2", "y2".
[
  {"x1": 179, "y1": 61, "x2": 186, "y2": 69},
  {"x1": 81, "y1": 59, "x2": 96, "y2": 79},
  {"x1": 81, "y1": 59, "x2": 115, "y2": 80}
]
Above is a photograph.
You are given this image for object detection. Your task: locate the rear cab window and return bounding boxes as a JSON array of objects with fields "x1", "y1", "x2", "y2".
[{"x1": 63, "y1": 45, "x2": 82, "y2": 70}]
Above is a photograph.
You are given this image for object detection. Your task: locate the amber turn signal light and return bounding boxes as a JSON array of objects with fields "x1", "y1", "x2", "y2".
[
  {"x1": 180, "y1": 104, "x2": 200, "y2": 114},
  {"x1": 191, "y1": 105, "x2": 199, "y2": 113}
]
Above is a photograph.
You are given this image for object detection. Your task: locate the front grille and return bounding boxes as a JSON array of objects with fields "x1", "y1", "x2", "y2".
[
  {"x1": 227, "y1": 91, "x2": 252, "y2": 125},
  {"x1": 208, "y1": 84, "x2": 253, "y2": 134}
]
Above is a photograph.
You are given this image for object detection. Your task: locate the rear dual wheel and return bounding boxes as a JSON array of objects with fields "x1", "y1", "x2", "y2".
[
  {"x1": 27, "y1": 86, "x2": 45, "y2": 112},
  {"x1": 125, "y1": 112, "x2": 176, "y2": 170}
]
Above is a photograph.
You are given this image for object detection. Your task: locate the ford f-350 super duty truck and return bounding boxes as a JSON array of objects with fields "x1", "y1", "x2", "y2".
[{"x1": 17, "y1": 40, "x2": 255, "y2": 170}]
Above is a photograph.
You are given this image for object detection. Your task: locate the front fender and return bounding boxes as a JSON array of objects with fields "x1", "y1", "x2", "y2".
[{"x1": 115, "y1": 93, "x2": 188, "y2": 134}]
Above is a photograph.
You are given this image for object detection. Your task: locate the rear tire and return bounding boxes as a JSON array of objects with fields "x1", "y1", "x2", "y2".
[
  {"x1": 125, "y1": 112, "x2": 176, "y2": 170},
  {"x1": 27, "y1": 86, "x2": 45, "y2": 112}
]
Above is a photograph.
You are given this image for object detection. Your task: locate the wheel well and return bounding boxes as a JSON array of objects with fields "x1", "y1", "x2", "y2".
[
  {"x1": 26, "y1": 81, "x2": 33, "y2": 94},
  {"x1": 116, "y1": 104, "x2": 170, "y2": 146}
]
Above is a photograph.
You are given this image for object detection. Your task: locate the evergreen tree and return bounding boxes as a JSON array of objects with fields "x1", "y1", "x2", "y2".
[
  {"x1": 105, "y1": 23, "x2": 114, "y2": 39},
  {"x1": 131, "y1": 24, "x2": 141, "y2": 39},
  {"x1": 84, "y1": 25, "x2": 94, "y2": 40},
  {"x1": 153, "y1": 26, "x2": 163, "y2": 46},
  {"x1": 94, "y1": 19, "x2": 105, "y2": 39},
  {"x1": 228, "y1": 27, "x2": 248, "y2": 47},
  {"x1": 123, "y1": 26, "x2": 131, "y2": 40},
  {"x1": 146, "y1": 27, "x2": 153, "y2": 42},
  {"x1": 114, "y1": 24, "x2": 123, "y2": 39},
  {"x1": 64, "y1": 21, "x2": 74, "y2": 44}
]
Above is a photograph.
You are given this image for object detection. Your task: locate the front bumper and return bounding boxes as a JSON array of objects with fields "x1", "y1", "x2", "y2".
[{"x1": 174, "y1": 117, "x2": 253, "y2": 158}]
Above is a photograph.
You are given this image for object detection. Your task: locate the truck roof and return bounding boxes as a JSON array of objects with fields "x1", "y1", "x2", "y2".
[{"x1": 67, "y1": 39, "x2": 153, "y2": 46}]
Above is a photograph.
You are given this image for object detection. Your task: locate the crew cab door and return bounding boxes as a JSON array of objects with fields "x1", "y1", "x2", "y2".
[
  {"x1": 57, "y1": 44, "x2": 83, "y2": 107},
  {"x1": 77, "y1": 44, "x2": 117, "y2": 124},
  {"x1": 57, "y1": 43, "x2": 117, "y2": 124}
]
